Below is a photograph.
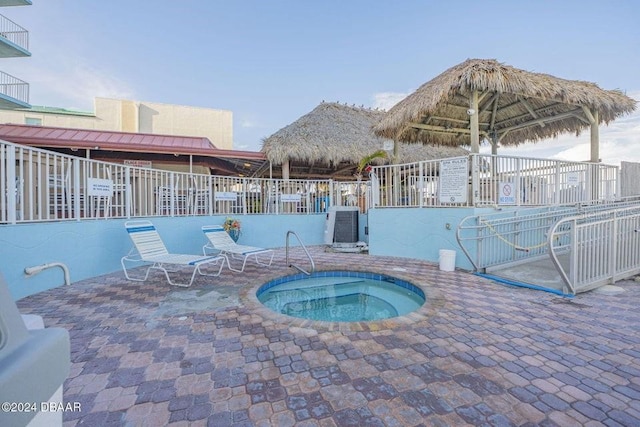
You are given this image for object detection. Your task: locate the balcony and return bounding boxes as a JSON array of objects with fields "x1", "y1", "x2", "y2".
[
  {"x1": 0, "y1": 70, "x2": 28, "y2": 108},
  {"x1": 0, "y1": 13, "x2": 29, "y2": 57},
  {"x1": 0, "y1": 0, "x2": 32, "y2": 6}
]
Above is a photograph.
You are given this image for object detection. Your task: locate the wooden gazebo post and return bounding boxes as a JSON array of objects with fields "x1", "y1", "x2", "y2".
[
  {"x1": 583, "y1": 108, "x2": 600, "y2": 163},
  {"x1": 583, "y1": 107, "x2": 600, "y2": 199},
  {"x1": 469, "y1": 91, "x2": 480, "y2": 153}
]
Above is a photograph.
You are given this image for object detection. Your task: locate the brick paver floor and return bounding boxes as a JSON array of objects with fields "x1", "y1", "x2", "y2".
[{"x1": 17, "y1": 247, "x2": 640, "y2": 426}]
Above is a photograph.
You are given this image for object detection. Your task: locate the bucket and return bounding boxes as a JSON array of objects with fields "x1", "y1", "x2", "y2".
[{"x1": 439, "y1": 249, "x2": 456, "y2": 272}]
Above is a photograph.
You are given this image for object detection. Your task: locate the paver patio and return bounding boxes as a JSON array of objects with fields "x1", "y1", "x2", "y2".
[{"x1": 16, "y1": 247, "x2": 640, "y2": 426}]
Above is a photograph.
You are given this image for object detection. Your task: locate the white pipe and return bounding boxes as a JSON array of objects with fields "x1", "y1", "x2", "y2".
[{"x1": 24, "y1": 262, "x2": 71, "y2": 286}]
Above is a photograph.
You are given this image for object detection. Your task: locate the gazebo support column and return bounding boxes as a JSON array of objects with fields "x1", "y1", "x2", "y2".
[
  {"x1": 581, "y1": 106, "x2": 600, "y2": 163},
  {"x1": 582, "y1": 107, "x2": 600, "y2": 200},
  {"x1": 590, "y1": 110, "x2": 600, "y2": 163},
  {"x1": 282, "y1": 158, "x2": 290, "y2": 180},
  {"x1": 491, "y1": 139, "x2": 498, "y2": 156},
  {"x1": 469, "y1": 91, "x2": 480, "y2": 153}
]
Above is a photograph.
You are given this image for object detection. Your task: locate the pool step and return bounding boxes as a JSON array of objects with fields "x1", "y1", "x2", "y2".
[{"x1": 267, "y1": 277, "x2": 365, "y2": 293}]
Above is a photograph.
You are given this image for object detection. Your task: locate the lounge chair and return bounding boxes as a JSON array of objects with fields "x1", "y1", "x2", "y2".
[
  {"x1": 202, "y1": 225, "x2": 274, "y2": 272},
  {"x1": 122, "y1": 220, "x2": 226, "y2": 287}
]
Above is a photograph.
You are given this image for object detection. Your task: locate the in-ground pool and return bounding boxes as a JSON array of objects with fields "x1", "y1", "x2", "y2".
[{"x1": 256, "y1": 271, "x2": 425, "y2": 322}]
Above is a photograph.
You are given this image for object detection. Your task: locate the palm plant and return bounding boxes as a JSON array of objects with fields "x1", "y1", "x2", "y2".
[{"x1": 355, "y1": 149, "x2": 388, "y2": 180}]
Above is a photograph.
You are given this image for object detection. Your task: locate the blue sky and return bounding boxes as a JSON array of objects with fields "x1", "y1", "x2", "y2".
[{"x1": 3, "y1": 0, "x2": 639, "y2": 163}]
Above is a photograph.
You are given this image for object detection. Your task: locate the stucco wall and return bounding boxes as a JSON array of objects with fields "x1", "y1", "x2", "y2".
[
  {"x1": 0, "y1": 97, "x2": 234, "y2": 149},
  {"x1": 131, "y1": 99, "x2": 233, "y2": 149},
  {"x1": 0, "y1": 109, "x2": 105, "y2": 129},
  {"x1": 0, "y1": 214, "x2": 326, "y2": 300},
  {"x1": 367, "y1": 207, "x2": 497, "y2": 271}
]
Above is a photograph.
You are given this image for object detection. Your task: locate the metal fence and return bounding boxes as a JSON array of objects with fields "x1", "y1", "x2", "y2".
[
  {"x1": 456, "y1": 197, "x2": 640, "y2": 273},
  {"x1": 371, "y1": 154, "x2": 619, "y2": 208},
  {"x1": 548, "y1": 204, "x2": 640, "y2": 294},
  {"x1": 455, "y1": 198, "x2": 640, "y2": 294},
  {"x1": 1, "y1": 141, "x2": 346, "y2": 224}
]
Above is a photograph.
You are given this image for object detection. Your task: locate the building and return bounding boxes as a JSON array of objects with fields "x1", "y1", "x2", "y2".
[
  {"x1": 0, "y1": 97, "x2": 234, "y2": 149},
  {"x1": 0, "y1": 0, "x2": 31, "y2": 109},
  {"x1": 0, "y1": 123, "x2": 265, "y2": 176}
]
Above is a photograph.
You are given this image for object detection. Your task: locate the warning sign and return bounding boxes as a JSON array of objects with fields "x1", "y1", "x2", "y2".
[
  {"x1": 498, "y1": 182, "x2": 516, "y2": 205},
  {"x1": 87, "y1": 178, "x2": 113, "y2": 196}
]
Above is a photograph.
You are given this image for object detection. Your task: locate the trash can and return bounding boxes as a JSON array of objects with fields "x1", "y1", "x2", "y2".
[{"x1": 439, "y1": 249, "x2": 456, "y2": 272}]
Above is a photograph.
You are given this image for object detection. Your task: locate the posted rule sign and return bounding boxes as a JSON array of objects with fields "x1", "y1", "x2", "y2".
[
  {"x1": 498, "y1": 182, "x2": 516, "y2": 205},
  {"x1": 439, "y1": 158, "x2": 468, "y2": 204}
]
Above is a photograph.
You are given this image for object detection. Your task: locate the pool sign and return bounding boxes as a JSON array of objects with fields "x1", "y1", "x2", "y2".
[
  {"x1": 214, "y1": 192, "x2": 237, "y2": 201},
  {"x1": 498, "y1": 182, "x2": 516, "y2": 205},
  {"x1": 439, "y1": 158, "x2": 468, "y2": 203},
  {"x1": 281, "y1": 194, "x2": 301, "y2": 203},
  {"x1": 87, "y1": 178, "x2": 113, "y2": 196},
  {"x1": 567, "y1": 172, "x2": 580, "y2": 186}
]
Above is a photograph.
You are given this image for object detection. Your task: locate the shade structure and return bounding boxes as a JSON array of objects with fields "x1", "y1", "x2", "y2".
[
  {"x1": 262, "y1": 102, "x2": 468, "y2": 179},
  {"x1": 373, "y1": 59, "x2": 637, "y2": 160}
]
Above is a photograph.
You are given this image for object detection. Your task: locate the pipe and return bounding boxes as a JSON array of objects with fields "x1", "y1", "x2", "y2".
[
  {"x1": 24, "y1": 262, "x2": 71, "y2": 287},
  {"x1": 474, "y1": 272, "x2": 573, "y2": 298}
]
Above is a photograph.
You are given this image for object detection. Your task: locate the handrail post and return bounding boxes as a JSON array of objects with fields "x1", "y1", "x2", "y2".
[
  {"x1": 72, "y1": 158, "x2": 81, "y2": 221},
  {"x1": 471, "y1": 154, "x2": 479, "y2": 207}
]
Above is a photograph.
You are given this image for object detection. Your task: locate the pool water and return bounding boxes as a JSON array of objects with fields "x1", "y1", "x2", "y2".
[{"x1": 257, "y1": 272, "x2": 425, "y2": 322}]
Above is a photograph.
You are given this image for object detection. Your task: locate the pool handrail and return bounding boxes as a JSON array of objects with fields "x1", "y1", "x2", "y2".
[{"x1": 285, "y1": 230, "x2": 315, "y2": 275}]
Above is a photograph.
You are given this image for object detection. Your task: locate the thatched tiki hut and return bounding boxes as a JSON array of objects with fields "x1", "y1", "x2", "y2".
[
  {"x1": 374, "y1": 58, "x2": 637, "y2": 162},
  {"x1": 262, "y1": 102, "x2": 467, "y2": 180}
]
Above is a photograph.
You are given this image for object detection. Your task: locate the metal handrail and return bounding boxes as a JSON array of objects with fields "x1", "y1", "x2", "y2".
[
  {"x1": 548, "y1": 203, "x2": 640, "y2": 294},
  {"x1": 456, "y1": 199, "x2": 640, "y2": 272},
  {"x1": 285, "y1": 230, "x2": 315, "y2": 275}
]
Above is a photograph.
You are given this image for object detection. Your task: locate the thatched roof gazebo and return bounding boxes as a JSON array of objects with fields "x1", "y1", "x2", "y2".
[
  {"x1": 374, "y1": 59, "x2": 637, "y2": 162},
  {"x1": 261, "y1": 102, "x2": 467, "y2": 179}
]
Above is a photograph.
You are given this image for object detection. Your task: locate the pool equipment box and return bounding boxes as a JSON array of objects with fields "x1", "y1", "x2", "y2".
[{"x1": 324, "y1": 206, "x2": 359, "y2": 248}]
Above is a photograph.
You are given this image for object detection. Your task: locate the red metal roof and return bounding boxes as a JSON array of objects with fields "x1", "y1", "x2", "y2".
[{"x1": 0, "y1": 124, "x2": 265, "y2": 160}]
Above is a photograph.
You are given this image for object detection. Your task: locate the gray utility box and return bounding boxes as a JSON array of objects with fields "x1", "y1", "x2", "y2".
[{"x1": 0, "y1": 274, "x2": 70, "y2": 427}]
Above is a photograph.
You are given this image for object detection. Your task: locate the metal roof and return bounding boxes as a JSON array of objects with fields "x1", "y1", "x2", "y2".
[
  {"x1": 0, "y1": 123, "x2": 264, "y2": 159},
  {"x1": 0, "y1": 124, "x2": 267, "y2": 176}
]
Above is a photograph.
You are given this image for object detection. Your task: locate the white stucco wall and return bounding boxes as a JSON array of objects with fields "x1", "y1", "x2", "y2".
[
  {"x1": 1, "y1": 214, "x2": 326, "y2": 300},
  {"x1": 131, "y1": 99, "x2": 233, "y2": 149},
  {"x1": 0, "y1": 97, "x2": 234, "y2": 149}
]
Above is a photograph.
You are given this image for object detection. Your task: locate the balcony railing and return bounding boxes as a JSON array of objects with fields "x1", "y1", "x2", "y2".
[
  {"x1": 0, "y1": 70, "x2": 28, "y2": 104},
  {"x1": 0, "y1": 13, "x2": 28, "y2": 52}
]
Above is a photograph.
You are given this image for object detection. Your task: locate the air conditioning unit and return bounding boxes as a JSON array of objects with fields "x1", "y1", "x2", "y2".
[{"x1": 324, "y1": 206, "x2": 359, "y2": 249}]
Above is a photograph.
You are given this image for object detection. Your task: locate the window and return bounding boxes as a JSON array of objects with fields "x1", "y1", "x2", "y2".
[{"x1": 25, "y1": 117, "x2": 42, "y2": 126}]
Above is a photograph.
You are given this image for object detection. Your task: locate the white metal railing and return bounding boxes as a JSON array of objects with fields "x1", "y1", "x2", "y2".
[
  {"x1": 286, "y1": 230, "x2": 315, "y2": 275},
  {"x1": 0, "y1": 140, "x2": 333, "y2": 224},
  {"x1": 0, "y1": 71, "x2": 28, "y2": 104},
  {"x1": 456, "y1": 197, "x2": 640, "y2": 272},
  {"x1": 548, "y1": 204, "x2": 640, "y2": 294},
  {"x1": 0, "y1": 14, "x2": 28, "y2": 51},
  {"x1": 372, "y1": 154, "x2": 619, "y2": 208},
  {"x1": 331, "y1": 181, "x2": 370, "y2": 213}
]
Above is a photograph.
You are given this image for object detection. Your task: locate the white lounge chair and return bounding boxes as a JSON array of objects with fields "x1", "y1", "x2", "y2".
[
  {"x1": 202, "y1": 225, "x2": 274, "y2": 272},
  {"x1": 122, "y1": 220, "x2": 226, "y2": 287}
]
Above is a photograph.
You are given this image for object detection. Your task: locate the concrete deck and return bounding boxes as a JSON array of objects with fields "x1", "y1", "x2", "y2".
[
  {"x1": 486, "y1": 254, "x2": 570, "y2": 294},
  {"x1": 16, "y1": 246, "x2": 640, "y2": 426}
]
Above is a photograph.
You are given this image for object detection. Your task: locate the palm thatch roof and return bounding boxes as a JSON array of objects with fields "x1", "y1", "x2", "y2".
[
  {"x1": 261, "y1": 102, "x2": 467, "y2": 179},
  {"x1": 374, "y1": 58, "x2": 637, "y2": 148}
]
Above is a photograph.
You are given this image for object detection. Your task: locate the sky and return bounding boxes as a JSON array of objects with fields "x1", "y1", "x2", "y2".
[{"x1": 2, "y1": 0, "x2": 639, "y2": 164}]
